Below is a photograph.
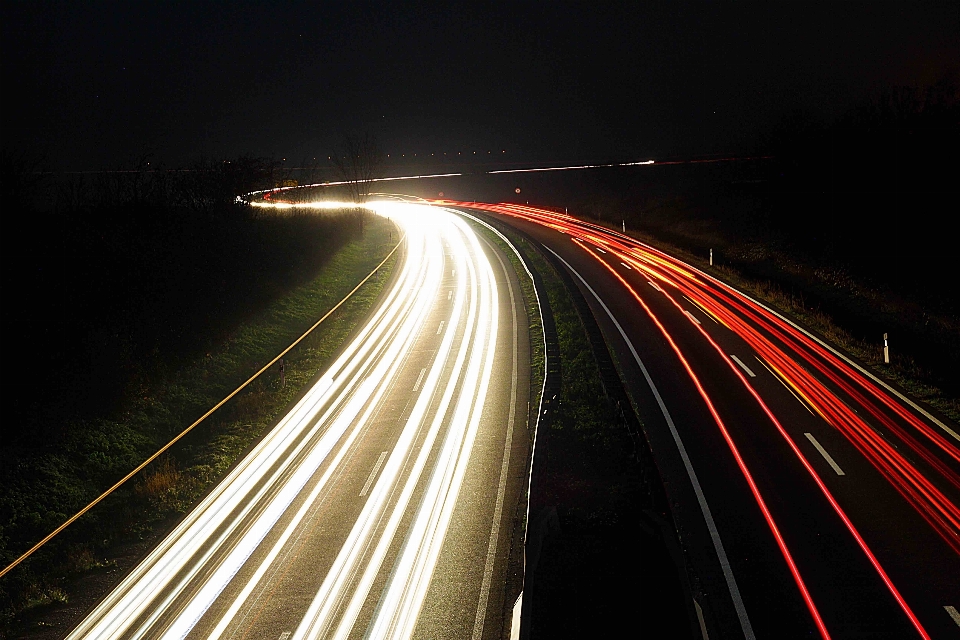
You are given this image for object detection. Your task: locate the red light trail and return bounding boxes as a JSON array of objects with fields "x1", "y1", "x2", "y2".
[{"x1": 440, "y1": 200, "x2": 951, "y2": 638}]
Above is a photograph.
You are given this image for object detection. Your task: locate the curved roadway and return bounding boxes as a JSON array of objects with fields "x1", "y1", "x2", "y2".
[
  {"x1": 450, "y1": 201, "x2": 960, "y2": 640},
  {"x1": 67, "y1": 203, "x2": 530, "y2": 640}
]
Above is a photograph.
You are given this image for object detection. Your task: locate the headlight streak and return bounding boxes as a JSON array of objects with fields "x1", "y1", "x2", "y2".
[
  {"x1": 199, "y1": 208, "x2": 450, "y2": 640},
  {"x1": 68, "y1": 201, "x2": 505, "y2": 640},
  {"x1": 69, "y1": 210, "x2": 436, "y2": 640},
  {"x1": 292, "y1": 213, "x2": 499, "y2": 640},
  {"x1": 447, "y1": 201, "x2": 950, "y2": 639},
  {"x1": 364, "y1": 215, "x2": 498, "y2": 639},
  {"x1": 291, "y1": 215, "x2": 474, "y2": 639}
]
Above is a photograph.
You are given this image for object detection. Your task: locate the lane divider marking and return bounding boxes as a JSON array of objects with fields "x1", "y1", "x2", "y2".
[
  {"x1": 648, "y1": 280, "x2": 663, "y2": 292},
  {"x1": 437, "y1": 320, "x2": 446, "y2": 335},
  {"x1": 684, "y1": 294, "x2": 720, "y2": 325},
  {"x1": 730, "y1": 355, "x2": 757, "y2": 378},
  {"x1": 755, "y1": 356, "x2": 817, "y2": 418},
  {"x1": 448, "y1": 290, "x2": 452, "y2": 300},
  {"x1": 944, "y1": 605, "x2": 960, "y2": 627},
  {"x1": 359, "y1": 452, "x2": 389, "y2": 497},
  {"x1": 621, "y1": 262, "x2": 632, "y2": 270},
  {"x1": 803, "y1": 434, "x2": 845, "y2": 476},
  {"x1": 413, "y1": 368, "x2": 427, "y2": 392},
  {"x1": 548, "y1": 248, "x2": 756, "y2": 640},
  {"x1": 684, "y1": 310, "x2": 702, "y2": 325}
]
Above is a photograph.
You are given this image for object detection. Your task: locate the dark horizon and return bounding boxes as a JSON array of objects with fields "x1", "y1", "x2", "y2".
[{"x1": 3, "y1": 2, "x2": 957, "y2": 171}]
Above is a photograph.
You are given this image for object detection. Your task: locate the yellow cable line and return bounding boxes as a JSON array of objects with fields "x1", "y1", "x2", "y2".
[{"x1": 1, "y1": 234, "x2": 404, "y2": 579}]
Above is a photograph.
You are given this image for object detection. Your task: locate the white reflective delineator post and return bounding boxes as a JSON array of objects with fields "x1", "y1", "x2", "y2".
[{"x1": 884, "y1": 333, "x2": 890, "y2": 364}]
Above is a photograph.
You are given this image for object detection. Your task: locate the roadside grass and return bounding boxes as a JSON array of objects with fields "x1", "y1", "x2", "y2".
[
  {"x1": 617, "y1": 225, "x2": 960, "y2": 424},
  {"x1": 0, "y1": 214, "x2": 397, "y2": 635},
  {"x1": 476, "y1": 220, "x2": 691, "y2": 638}
]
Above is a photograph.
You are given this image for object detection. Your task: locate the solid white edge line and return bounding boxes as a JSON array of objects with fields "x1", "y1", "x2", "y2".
[
  {"x1": 803, "y1": 433, "x2": 845, "y2": 476},
  {"x1": 360, "y1": 451, "x2": 389, "y2": 497},
  {"x1": 545, "y1": 246, "x2": 756, "y2": 640},
  {"x1": 945, "y1": 605, "x2": 960, "y2": 627},
  {"x1": 471, "y1": 231, "x2": 520, "y2": 640},
  {"x1": 450, "y1": 209, "x2": 548, "y2": 640},
  {"x1": 730, "y1": 355, "x2": 756, "y2": 378}
]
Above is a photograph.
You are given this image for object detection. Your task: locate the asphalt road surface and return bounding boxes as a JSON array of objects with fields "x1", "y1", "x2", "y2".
[
  {"x1": 448, "y1": 201, "x2": 960, "y2": 640},
  {"x1": 67, "y1": 203, "x2": 530, "y2": 640}
]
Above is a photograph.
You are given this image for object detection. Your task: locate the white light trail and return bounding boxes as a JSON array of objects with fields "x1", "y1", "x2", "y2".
[{"x1": 67, "y1": 200, "x2": 506, "y2": 640}]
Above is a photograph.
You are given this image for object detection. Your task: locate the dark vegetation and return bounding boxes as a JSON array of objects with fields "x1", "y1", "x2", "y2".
[
  {"x1": 422, "y1": 76, "x2": 960, "y2": 416},
  {"x1": 0, "y1": 157, "x2": 396, "y2": 635},
  {"x1": 475, "y1": 220, "x2": 692, "y2": 638}
]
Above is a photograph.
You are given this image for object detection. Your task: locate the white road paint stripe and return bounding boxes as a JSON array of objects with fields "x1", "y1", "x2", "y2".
[
  {"x1": 730, "y1": 355, "x2": 756, "y2": 377},
  {"x1": 279, "y1": 631, "x2": 291, "y2": 640},
  {"x1": 684, "y1": 295, "x2": 719, "y2": 324},
  {"x1": 804, "y1": 433, "x2": 845, "y2": 476},
  {"x1": 690, "y1": 261, "x2": 960, "y2": 443},
  {"x1": 684, "y1": 310, "x2": 702, "y2": 325},
  {"x1": 596, "y1": 247, "x2": 606, "y2": 254},
  {"x1": 359, "y1": 452, "x2": 389, "y2": 497},
  {"x1": 548, "y1": 247, "x2": 756, "y2": 640},
  {"x1": 413, "y1": 367, "x2": 427, "y2": 392},
  {"x1": 754, "y1": 357, "x2": 816, "y2": 417},
  {"x1": 472, "y1": 235, "x2": 520, "y2": 640},
  {"x1": 448, "y1": 290, "x2": 452, "y2": 300},
  {"x1": 621, "y1": 262, "x2": 632, "y2": 270},
  {"x1": 944, "y1": 605, "x2": 960, "y2": 626},
  {"x1": 648, "y1": 280, "x2": 663, "y2": 292},
  {"x1": 437, "y1": 320, "x2": 445, "y2": 334}
]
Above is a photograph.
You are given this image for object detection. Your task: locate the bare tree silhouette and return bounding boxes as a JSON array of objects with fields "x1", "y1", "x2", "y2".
[{"x1": 330, "y1": 133, "x2": 383, "y2": 229}]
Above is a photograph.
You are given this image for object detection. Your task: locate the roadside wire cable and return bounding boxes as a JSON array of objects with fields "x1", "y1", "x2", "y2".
[{"x1": 0, "y1": 234, "x2": 405, "y2": 580}]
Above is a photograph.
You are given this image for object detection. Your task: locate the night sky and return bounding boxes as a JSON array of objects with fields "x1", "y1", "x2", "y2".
[{"x1": 3, "y1": 1, "x2": 957, "y2": 171}]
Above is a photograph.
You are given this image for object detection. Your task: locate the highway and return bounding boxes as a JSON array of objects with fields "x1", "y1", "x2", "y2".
[
  {"x1": 448, "y1": 202, "x2": 960, "y2": 639},
  {"x1": 66, "y1": 202, "x2": 530, "y2": 640}
]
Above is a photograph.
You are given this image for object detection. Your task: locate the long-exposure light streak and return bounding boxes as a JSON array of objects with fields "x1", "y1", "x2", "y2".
[
  {"x1": 67, "y1": 201, "x2": 507, "y2": 640},
  {"x1": 447, "y1": 200, "x2": 952, "y2": 638}
]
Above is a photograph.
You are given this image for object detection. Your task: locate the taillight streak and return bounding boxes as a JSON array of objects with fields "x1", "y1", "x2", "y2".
[
  {"x1": 442, "y1": 200, "x2": 953, "y2": 639},
  {"x1": 586, "y1": 247, "x2": 833, "y2": 638}
]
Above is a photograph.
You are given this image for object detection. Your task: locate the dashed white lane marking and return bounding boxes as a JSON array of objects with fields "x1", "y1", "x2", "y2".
[
  {"x1": 279, "y1": 631, "x2": 291, "y2": 640},
  {"x1": 804, "y1": 433, "x2": 845, "y2": 476},
  {"x1": 437, "y1": 320, "x2": 445, "y2": 335},
  {"x1": 647, "y1": 280, "x2": 663, "y2": 292},
  {"x1": 447, "y1": 290, "x2": 452, "y2": 300},
  {"x1": 684, "y1": 294, "x2": 719, "y2": 324},
  {"x1": 359, "y1": 451, "x2": 389, "y2": 497},
  {"x1": 754, "y1": 356, "x2": 816, "y2": 416},
  {"x1": 730, "y1": 354, "x2": 756, "y2": 377},
  {"x1": 620, "y1": 262, "x2": 632, "y2": 270},
  {"x1": 684, "y1": 310, "x2": 702, "y2": 325},
  {"x1": 945, "y1": 605, "x2": 960, "y2": 627},
  {"x1": 549, "y1": 248, "x2": 755, "y2": 639},
  {"x1": 596, "y1": 247, "x2": 606, "y2": 254},
  {"x1": 413, "y1": 367, "x2": 427, "y2": 392}
]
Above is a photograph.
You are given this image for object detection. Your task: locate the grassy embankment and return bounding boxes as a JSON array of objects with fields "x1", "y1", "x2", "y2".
[
  {"x1": 0, "y1": 205, "x2": 397, "y2": 635},
  {"x1": 471, "y1": 218, "x2": 691, "y2": 638},
  {"x1": 616, "y1": 224, "x2": 960, "y2": 424}
]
